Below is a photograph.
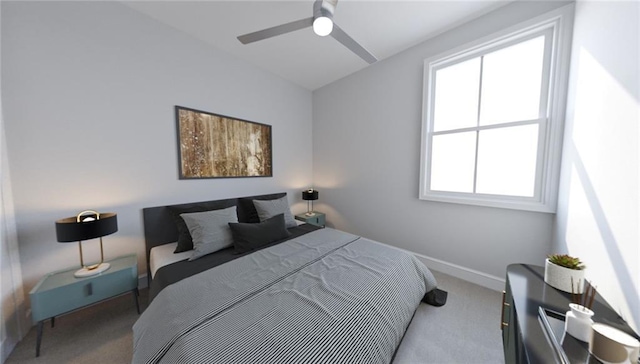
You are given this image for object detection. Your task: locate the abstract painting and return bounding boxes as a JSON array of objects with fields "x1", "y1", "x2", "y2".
[{"x1": 175, "y1": 106, "x2": 272, "y2": 179}]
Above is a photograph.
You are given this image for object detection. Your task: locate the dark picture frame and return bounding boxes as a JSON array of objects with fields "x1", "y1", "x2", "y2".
[{"x1": 175, "y1": 106, "x2": 272, "y2": 179}]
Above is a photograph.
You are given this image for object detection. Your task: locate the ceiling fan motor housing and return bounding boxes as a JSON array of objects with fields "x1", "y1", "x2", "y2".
[{"x1": 314, "y1": 0, "x2": 335, "y2": 21}]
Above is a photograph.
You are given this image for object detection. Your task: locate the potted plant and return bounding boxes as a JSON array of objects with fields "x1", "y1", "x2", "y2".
[{"x1": 544, "y1": 254, "x2": 586, "y2": 293}]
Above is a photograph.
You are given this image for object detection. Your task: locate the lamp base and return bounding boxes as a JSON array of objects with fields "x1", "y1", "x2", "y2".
[
  {"x1": 305, "y1": 211, "x2": 316, "y2": 216},
  {"x1": 74, "y1": 263, "x2": 110, "y2": 278}
]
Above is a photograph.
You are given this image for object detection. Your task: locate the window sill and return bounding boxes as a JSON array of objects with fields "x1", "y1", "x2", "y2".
[{"x1": 419, "y1": 193, "x2": 556, "y2": 213}]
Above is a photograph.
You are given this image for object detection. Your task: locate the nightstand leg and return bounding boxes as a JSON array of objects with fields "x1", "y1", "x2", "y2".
[
  {"x1": 35, "y1": 321, "x2": 43, "y2": 357},
  {"x1": 51, "y1": 317, "x2": 55, "y2": 328},
  {"x1": 132, "y1": 288, "x2": 140, "y2": 314}
]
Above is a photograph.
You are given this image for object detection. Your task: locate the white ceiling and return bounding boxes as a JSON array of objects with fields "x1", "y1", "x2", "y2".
[{"x1": 123, "y1": 1, "x2": 510, "y2": 90}]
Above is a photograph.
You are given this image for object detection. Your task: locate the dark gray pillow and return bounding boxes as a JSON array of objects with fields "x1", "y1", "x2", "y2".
[
  {"x1": 180, "y1": 206, "x2": 238, "y2": 261},
  {"x1": 252, "y1": 196, "x2": 297, "y2": 228},
  {"x1": 229, "y1": 214, "x2": 291, "y2": 254}
]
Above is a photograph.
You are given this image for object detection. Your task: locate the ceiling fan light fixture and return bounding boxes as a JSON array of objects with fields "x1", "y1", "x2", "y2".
[
  {"x1": 313, "y1": 16, "x2": 333, "y2": 36},
  {"x1": 237, "y1": 0, "x2": 377, "y2": 64}
]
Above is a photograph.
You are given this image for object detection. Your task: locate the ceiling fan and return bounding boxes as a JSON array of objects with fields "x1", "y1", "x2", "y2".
[{"x1": 237, "y1": 0, "x2": 377, "y2": 64}]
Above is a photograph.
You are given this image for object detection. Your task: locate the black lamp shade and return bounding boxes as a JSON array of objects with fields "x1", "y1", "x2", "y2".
[
  {"x1": 302, "y1": 190, "x2": 319, "y2": 201},
  {"x1": 56, "y1": 213, "x2": 118, "y2": 242}
]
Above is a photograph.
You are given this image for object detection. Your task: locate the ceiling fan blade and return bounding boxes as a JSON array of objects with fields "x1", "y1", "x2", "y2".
[
  {"x1": 238, "y1": 17, "x2": 314, "y2": 44},
  {"x1": 330, "y1": 24, "x2": 377, "y2": 64}
]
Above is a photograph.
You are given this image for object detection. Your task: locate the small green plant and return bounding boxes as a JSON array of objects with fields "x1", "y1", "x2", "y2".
[{"x1": 548, "y1": 254, "x2": 585, "y2": 270}]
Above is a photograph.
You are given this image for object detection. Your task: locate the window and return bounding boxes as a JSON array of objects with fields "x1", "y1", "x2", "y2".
[{"x1": 419, "y1": 7, "x2": 573, "y2": 212}]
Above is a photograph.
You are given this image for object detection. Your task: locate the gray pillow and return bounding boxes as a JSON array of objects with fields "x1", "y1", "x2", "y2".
[
  {"x1": 180, "y1": 206, "x2": 238, "y2": 261},
  {"x1": 252, "y1": 196, "x2": 297, "y2": 228}
]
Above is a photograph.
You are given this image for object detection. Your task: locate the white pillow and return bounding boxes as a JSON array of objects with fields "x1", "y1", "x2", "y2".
[
  {"x1": 252, "y1": 196, "x2": 297, "y2": 228},
  {"x1": 180, "y1": 206, "x2": 238, "y2": 261}
]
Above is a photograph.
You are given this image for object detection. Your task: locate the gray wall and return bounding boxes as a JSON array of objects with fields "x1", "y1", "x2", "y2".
[
  {"x1": 312, "y1": 1, "x2": 570, "y2": 286},
  {"x1": 552, "y1": 0, "x2": 639, "y2": 332},
  {"x1": 1, "y1": 1, "x2": 313, "y2": 294}
]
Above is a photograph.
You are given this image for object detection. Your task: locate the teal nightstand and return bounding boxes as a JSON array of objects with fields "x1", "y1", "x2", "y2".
[
  {"x1": 29, "y1": 254, "x2": 139, "y2": 357},
  {"x1": 295, "y1": 212, "x2": 326, "y2": 227}
]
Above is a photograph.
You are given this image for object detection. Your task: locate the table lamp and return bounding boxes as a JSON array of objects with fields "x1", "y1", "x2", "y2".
[
  {"x1": 55, "y1": 210, "x2": 118, "y2": 278},
  {"x1": 302, "y1": 189, "x2": 319, "y2": 216}
]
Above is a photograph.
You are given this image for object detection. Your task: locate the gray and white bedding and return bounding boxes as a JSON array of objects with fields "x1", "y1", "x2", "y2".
[
  {"x1": 147, "y1": 223, "x2": 322, "y2": 301},
  {"x1": 133, "y1": 228, "x2": 437, "y2": 364}
]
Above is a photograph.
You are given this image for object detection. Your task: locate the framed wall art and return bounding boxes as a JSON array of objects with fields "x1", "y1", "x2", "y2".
[{"x1": 175, "y1": 106, "x2": 272, "y2": 179}]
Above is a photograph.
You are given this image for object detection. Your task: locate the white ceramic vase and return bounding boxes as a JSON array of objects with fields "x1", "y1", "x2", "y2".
[
  {"x1": 544, "y1": 258, "x2": 586, "y2": 293},
  {"x1": 565, "y1": 303, "x2": 594, "y2": 342}
]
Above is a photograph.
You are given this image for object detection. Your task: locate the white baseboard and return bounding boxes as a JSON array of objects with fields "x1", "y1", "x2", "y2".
[
  {"x1": 412, "y1": 253, "x2": 505, "y2": 292},
  {"x1": 368, "y1": 240, "x2": 505, "y2": 292},
  {"x1": 1, "y1": 337, "x2": 18, "y2": 364}
]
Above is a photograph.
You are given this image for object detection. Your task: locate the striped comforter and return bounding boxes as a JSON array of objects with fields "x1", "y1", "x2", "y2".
[{"x1": 132, "y1": 228, "x2": 437, "y2": 364}]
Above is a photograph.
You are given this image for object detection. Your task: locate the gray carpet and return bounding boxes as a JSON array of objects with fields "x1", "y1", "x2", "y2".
[
  {"x1": 393, "y1": 270, "x2": 505, "y2": 363},
  {"x1": 5, "y1": 270, "x2": 504, "y2": 364}
]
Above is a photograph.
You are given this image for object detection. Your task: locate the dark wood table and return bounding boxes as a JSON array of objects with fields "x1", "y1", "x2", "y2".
[{"x1": 502, "y1": 264, "x2": 638, "y2": 363}]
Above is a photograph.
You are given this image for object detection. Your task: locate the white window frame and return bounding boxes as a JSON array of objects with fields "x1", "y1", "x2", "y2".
[{"x1": 419, "y1": 5, "x2": 574, "y2": 213}]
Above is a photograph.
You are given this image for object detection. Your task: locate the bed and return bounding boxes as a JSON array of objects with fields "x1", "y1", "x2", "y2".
[{"x1": 133, "y1": 192, "x2": 438, "y2": 364}]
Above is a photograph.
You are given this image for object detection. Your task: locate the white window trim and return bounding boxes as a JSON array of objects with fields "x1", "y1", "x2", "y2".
[{"x1": 419, "y1": 4, "x2": 574, "y2": 213}]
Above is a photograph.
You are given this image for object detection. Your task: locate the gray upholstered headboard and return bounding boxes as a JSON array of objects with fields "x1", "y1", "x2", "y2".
[{"x1": 142, "y1": 192, "x2": 287, "y2": 279}]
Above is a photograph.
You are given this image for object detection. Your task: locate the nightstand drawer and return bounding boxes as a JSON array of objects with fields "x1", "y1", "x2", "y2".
[
  {"x1": 30, "y1": 255, "x2": 138, "y2": 323},
  {"x1": 29, "y1": 254, "x2": 139, "y2": 357},
  {"x1": 294, "y1": 212, "x2": 326, "y2": 227},
  {"x1": 31, "y1": 270, "x2": 133, "y2": 322}
]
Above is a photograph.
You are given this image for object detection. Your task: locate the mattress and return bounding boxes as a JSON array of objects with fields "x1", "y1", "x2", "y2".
[{"x1": 149, "y1": 243, "x2": 190, "y2": 279}]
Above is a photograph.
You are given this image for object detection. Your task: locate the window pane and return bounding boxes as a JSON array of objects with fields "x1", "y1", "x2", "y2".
[
  {"x1": 480, "y1": 36, "x2": 545, "y2": 126},
  {"x1": 476, "y1": 124, "x2": 539, "y2": 197},
  {"x1": 433, "y1": 58, "x2": 480, "y2": 132},
  {"x1": 430, "y1": 132, "x2": 477, "y2": 193}
]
